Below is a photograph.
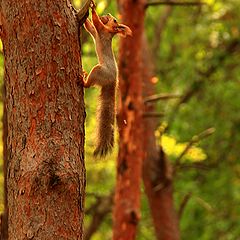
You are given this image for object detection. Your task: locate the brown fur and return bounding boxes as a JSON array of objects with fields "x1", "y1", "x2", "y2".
[
  {"x1": 83, "y1": 6, "x2": 132, "y2": 157},
  {"x1": 93, "y1": 84, "x2": 116, "y2": 157}
]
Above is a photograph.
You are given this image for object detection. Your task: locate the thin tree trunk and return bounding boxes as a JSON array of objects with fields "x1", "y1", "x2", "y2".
[
  {"x1": 143, "y1": 148, "x2": 180, "y2": 240},
  {"x1": 1, "y1": 0, "x2": 86, "y2": 239},
  {"x1": 112, "y1": 0, "x2": 145, "y2": 239},
  {"x1": 142, "y1": 34, "x2": 180, "y2": 240}
]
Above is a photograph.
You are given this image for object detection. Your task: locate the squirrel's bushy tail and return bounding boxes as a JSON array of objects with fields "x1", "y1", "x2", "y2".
[{"x1": 93, "y1": 84, "x2": 116, "y2": 157}]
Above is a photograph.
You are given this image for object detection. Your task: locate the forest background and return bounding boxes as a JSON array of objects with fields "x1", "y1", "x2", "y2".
[{"x1": 0, "y1": 0, "x2": 240, "y2": 239}]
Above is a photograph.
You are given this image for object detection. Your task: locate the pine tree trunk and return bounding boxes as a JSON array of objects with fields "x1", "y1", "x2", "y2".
[
  {"x1": 1, "y1": 82, "x2": 8, "y2": 239},
  {"x1": 142, "y1": 34, "x2": 180, "y2": 240},
  {"x1": 0, "y1": 0, "x2": 86, "y2": 239},
  {"x1": 112, "y1": 0, "x2": 145, "y2": 239}
]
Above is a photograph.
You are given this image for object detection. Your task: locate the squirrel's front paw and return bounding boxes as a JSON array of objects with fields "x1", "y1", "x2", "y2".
[
  {"x1": 82, "y1": 70, "x2": 90, "y2": 88},
  {"x1": 83, "y1": 70, "x2": 88, "y2": 79},
  {"x1": 90, "y1": 0, "x2": 96, "y2": 9}
]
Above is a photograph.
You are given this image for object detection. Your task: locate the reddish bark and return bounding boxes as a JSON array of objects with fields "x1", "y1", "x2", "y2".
[
  {"x1": 1, "y1": 0, "x2": 86, "y2": 239},
  {"x1": 143, "y1": 148, "x2": 180, "y2": 240},
  {"x1": 1, "y1": 83, "x2": 8, "y2": 239},
  {"x1": 142, "y1": 35, "x2": 180, "y2": 240},
  {"x1": 112, "y1": 0, "x2": 145, "y2": 239}
]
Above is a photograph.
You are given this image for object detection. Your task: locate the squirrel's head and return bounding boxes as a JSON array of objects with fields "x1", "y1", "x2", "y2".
[{"x1": 100, "y1": 14, "x2": 132, "y2": 38}]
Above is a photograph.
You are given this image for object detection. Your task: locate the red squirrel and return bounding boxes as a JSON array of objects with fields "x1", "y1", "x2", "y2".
[{"x1": 83, "y1": 3, "x2": 132, "y2": 157}]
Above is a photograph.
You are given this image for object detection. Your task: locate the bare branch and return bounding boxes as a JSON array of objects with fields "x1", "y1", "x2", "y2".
[
  {"x1": 152, "y1": 6, "x2": 173, "y2": 61},
  {"x1": 143, "y1": 112, "x2": 165, "y2": 118},
  {"x1": 178, "y1": 192, "x2": 192, "y2": 219},
  {"x1": 178, "y1": 162, "x2": 211, "y2": 171},
  {"x1": 84, "y1": 192, "x2": 113, "y2": 240},
  {"x1": 174, "y1": 127, "x2": 215, "y2": 167},
  {"x1": 144, "y1": 93, "x2": 182, "y2": 103},
  {"x1": 146, "y1": 0, "x2": 206, "y2": 8}
]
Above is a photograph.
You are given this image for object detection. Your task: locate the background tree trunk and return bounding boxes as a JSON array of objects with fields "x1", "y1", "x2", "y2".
[
  {"x1": 0, "y1": 0, "x2": 86, "y2": 239},
  {"x1": 142, "y1": 34, "x2": 180, "y2": 240},
  {"x1": 112, "y1": 0, "x2": 145, "y2": 239}
]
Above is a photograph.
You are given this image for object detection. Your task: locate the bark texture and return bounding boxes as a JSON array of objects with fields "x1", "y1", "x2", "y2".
[
  {"x1": 112, "y1": 0, "x2": 145, "y2": 239},
  {"x1": 142, "y1": 35, "x2": 180, "y2": 240},
  {"x1": 1, "y1": 0, "x2": 86, "y2": 239},
  {"x1": 1, "y1": 83, "x2": 8, "y2": 239}
]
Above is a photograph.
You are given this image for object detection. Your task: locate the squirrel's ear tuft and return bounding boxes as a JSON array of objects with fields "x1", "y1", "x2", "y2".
[{"x1": 115, "y1": 24, "x2": 132, "y2": 38}]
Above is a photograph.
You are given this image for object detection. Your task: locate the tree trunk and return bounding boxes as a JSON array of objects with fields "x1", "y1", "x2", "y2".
[
  {"x1": 1, "y1": 82, "x2": 8, "y2": 239},
  {"x1": 143, "y1": 148, "x2": 180, "y2": 240},
  {"x1": 142, "y1": 34, "x2": 180, "y2": 240},
  {"x1": 112, "y1": 0, "x2": 145, "y2": 239},
  {"x1": 1, "y1": 0, "x2": 86, "y2": 239}
]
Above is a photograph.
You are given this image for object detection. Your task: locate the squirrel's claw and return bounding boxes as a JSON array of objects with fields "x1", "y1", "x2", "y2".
[
  {"x1": 83, "y1": 70, "x2": 88, "y2": 79},
  {"x1": 90, "y1": 0, "x2": 96, "y2": 9}
]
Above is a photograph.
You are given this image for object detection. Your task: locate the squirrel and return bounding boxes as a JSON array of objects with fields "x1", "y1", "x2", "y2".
[{"x1": 83, "y1": 3, "x2": 132, "y2": 157}]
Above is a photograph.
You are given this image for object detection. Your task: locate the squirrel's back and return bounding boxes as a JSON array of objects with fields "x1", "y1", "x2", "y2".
[{"x1": 93, "y1": 83, "x2": 116, "y2": 157}]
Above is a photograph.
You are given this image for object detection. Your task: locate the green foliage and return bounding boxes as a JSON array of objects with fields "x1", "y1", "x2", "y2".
[
  {"x1": 151, "y1": 1, "x2": 240, "y2": 239},
  {"x1": 82, "y1": 0, "x2": 240, "y2": 239},
  {"x1": 159, "y1": 133, "x2": 207, "y2": 162}
]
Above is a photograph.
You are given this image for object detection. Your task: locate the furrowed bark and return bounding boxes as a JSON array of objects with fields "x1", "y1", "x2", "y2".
[{"x1": 1, "y1": 0, "x2": 86, "y2": 239}]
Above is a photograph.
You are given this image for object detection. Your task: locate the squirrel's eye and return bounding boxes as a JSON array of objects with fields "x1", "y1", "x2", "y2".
[{"x1": 114, "y1": 19, "x2": 117, "y2": 23}]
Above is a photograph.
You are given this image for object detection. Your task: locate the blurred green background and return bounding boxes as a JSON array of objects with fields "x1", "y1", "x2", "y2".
[{"x1": 0, "y1": 0, "x2": 240, "y2": 239}]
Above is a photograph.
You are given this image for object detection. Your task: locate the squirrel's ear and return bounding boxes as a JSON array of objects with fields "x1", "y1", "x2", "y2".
[
  {"x1": 100, "y1": 15, "x2": 109, "y2": 24},
  {"x1": 115, "y1": 24, "x2": 132, "y2": 38}
]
